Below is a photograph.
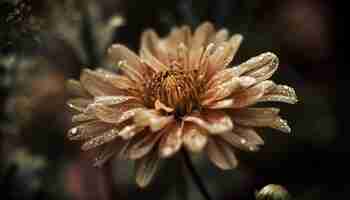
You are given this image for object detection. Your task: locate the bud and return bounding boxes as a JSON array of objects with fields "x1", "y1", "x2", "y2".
[{"x1": 256, "y1": 184, "x2": 291, "y2": 200}]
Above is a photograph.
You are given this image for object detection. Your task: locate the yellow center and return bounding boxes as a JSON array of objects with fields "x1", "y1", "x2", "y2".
[{"x1": 145, "y1": 69, "x2": 200, "y2": 116}]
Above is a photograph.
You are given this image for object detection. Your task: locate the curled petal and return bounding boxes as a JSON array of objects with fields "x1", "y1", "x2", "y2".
[
  {"x1": 184, "y1": 111, "x2": 233, "y2": 134},
  {"x1": 258, "y1": 84, "x2": 298, "y2": 104},
  {"x1": 206, "y1": 139, "x2": 238, "y2": 170},
  {"x1": 183, "y1": 123, "x2": 208, "y2": 153},
  {"x1": 67, "y1": 98, "x2": 92, "y2": 112},
  {"x1": 72, "y1": 112, "x2": 96, "y2": 123},
  {"x1": 154, "y1": 99, "x2": 174, "y2": 113},
  {"x1": 135, "y1": 150, "x2": 160, "y2": 188},
  {"x1": 159, "y1": 122, "x2": 184, "y2": 158},
  {"x1": 231, "y1": 108, "x2": 291, "y2": 133},
  {"x1": 68, "y1": 121, "x2": 113, "y2": 140},
  {"x1": 81, "y1": 128, "x2": 120, "y2": 151},
  {"x1": 234, "y1": 52, "x2": 279, "y2": 83},
  {"x1": 118, "y1": 124, "x2": 144, "y2": 139},
  {"x1": 134, "y1": 109, "x2": 174, "y2": 132},
  {"x1": 207, "y1": 42, "x2": 234, "y2": 76},
  {"x1": 66, "y1": 79, "x2": 91, "y2": 97}
]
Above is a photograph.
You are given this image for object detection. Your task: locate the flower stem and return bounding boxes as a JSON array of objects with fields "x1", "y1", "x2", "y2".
[{"x1": 181, "y1": 149, "x2": 212, "y2": 200}]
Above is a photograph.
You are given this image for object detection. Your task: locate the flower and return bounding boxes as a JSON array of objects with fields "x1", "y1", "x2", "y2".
[{"x1": 66, "y1": 22, "x2": 297, "y2": 187}]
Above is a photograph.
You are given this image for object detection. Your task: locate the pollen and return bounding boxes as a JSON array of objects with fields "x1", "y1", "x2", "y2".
[{"x1": 144, "y1": 69, "x2": 200, "y2": 116}]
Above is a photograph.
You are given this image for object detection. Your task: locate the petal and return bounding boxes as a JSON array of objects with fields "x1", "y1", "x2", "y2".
[
  {"x1": 95, "y1": 68, "x2": 138, "y2": 91},
  {"x1": 80, "y1": 69, "x2": 125, "y2": 96},
  {"x1": 93, "y1": 95, "x2": 140, "y2": 106},
  {"x1": 135, "y1": 150, "x2": 160, "y2": 188},
  {"x1": 66, "y1": 79, "x2": 91, "y2": 98},
  {"x1": 209, "y1": 28, "x2": 229, "y2": 44},
  {"x1": 231, "y1": 108, "x2": 291, "y2": 133},
  {"x1": 258, "y1": 84, "x2": 298, "y2": 104},
  {"x1": 220, "y1": 126, "x2": 264, "y2": 152},
  {"x1": 183, "y1": 123, "x2": 208, "y2": 153},
  {"x1": 67, "y1": 98, "x2": 92, "y2": 112},
  {"x1": 202, "y1": 76, "x2": 256, "y2": 105},
  {"x1": 93, "y1": 139, "x2": 126, "y2": 167},
  {"x1": 234, "y1": 52, "x2": 279, "y2": 83},
  {"x1": 206, "y1": 138, "x2": 238, "y2": 170},
  {"x1": 140, "y1": 29, "x2": 160, "y2": 56},
  {"x1": 72, "y1": 112, "x2": 96, "y2": 123},
  {"x1": 94, "y1": 104, "x2": 143, "y2": 124},
  {"x1": 159, "y1": 122, "x2": 183, "y2": 158},
  {"x1": 67, "y1": 121, "x2": 114, "y2": 140},
  {"x1": 81, "y1": 128, "x2": 120, "y2": 151},
  {"x1": 140, "y1": 49, "x2": 168, "y2": 72},
  {"x1": 229, "y1": 80, "x2": 274, "y2": 108},
  {"x1": 126, "y1": 128, "x2": 164, "y2": 159},
  {"x1": 191, "y1": 22, "x2": 215, "y2": 49},
  {"x1": 134, "y1": 109, "x2": 174, "y2": 132},
  {"x1": 207, "y1": 34, "x2": 243, "y2": 77},
  {"x1": 108, "y1": 44, "x2": 145, "y2": 82},
  {"x1": 118, "y1": 124, "x2": 144, "y2": 140},
  {"x1": 183, "y1": 110, "x2": 233, "y2": 134}
]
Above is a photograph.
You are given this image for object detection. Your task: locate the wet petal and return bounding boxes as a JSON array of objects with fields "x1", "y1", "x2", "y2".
[
  {"x1": 229, "y1": 80, "x2": 274, "y2": 108},
  {"x1": 159, "y1": 122, "x2": 183, "y2": 158},
  {"x1": 108, "y1": 45, "x2": 145, "y2": 82},
  {"x1": 135, "y1": 150, "x2": 160, "y2": 188},
  {"x1": 234, "y1": 52, "x2": 279, "y2": 83},
  {"x1": 67, "y1": 98, "x2": 92, "y2": 112},
  {"x1": 81, "y1": 128, "x2": 120, "y2": 151},
  {"x1": 202, "y1": 76, "x2": 255, "y2": 105},
  {"x1": 220, "y1": 126, "x2": 264, "y2": 152},
  {"x1": 80, "y1": 69, "x2": 125, "y2": 96},
  {"x1": 206, "y1": 138, "x2": 238, "y2": 170},
  {"x1": 258, "y1": 84, "x2": 298, "y2": 104},
  {"x1": 134, "y1": 109, "x2": 174, "y2": 132},
  {"x1": 118, "y1": 124, "x2": 144, "y2": 140},
  {"x1": 72, "y1": 112, "x2": 96, "y2": 123},
  {"x1": 183, "y1": 123, "x2": 208, "y2": 153},
  {"x1": 93, "y1": 139, "x2": 125, "y2": 167},
  {"x1": 231, "y1": 108, "x2": 291, "y2": 133},
  {"x1": 67, "y1": 121, "x2": 114, "y2": 140},
  {"x1": 94, "y1": 104, "x2": 143, "y2": 124},
  {"x1": 184, "y1": 111, "x2": 233, "y2": 134}
]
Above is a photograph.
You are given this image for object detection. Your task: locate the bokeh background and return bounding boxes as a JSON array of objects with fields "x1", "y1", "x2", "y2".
[{"x1": 0, "y1": 0, "x2": 343, "y2": 200}]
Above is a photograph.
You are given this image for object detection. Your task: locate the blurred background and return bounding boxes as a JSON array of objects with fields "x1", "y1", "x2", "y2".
[{"x1": 0, "y1": 0, "x2": 343, "y2": 199}]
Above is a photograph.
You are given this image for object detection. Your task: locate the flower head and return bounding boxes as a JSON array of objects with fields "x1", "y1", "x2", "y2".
[{"x1": 66, "y1": 22, "x2": 297, "y2": 187}]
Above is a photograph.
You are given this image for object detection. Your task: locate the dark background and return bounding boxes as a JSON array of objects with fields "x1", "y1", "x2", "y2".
[{"x1": 0, "y1": 0, "x2": 344, "y2": 200}]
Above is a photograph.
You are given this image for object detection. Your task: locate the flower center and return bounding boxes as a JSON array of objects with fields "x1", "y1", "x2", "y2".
[{"x1": 145, "y1": 69, "x2": 200, "y2": 116}]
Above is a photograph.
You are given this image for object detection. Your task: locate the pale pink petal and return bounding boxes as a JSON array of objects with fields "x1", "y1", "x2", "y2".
[
  {"x1": 159, "y1": 122, "x2": 183, "y2": 158},
  {"x1": 183, "y1": 110, "x2": 233, "y2": 134},
  {"x1": 134, "y1": 109, "x2": 174, "y2": 132},
  {"x1": 154, "y1": 99, "x2": 174, "y2": 113},
  {"x1": 68, "y1": 121, "x2": 114, "y2": 140},
  {"x1": 183, "y1": 123, "x2": 208, "y2": 153},
  {"x1": 206, "y1": 138, "x2": 238, "y2": 170},
  {"x1": 209, "y1": 28, "x2": 229, "y2": 44},
  {"x1": 140, "y1": 49, "x2": 168, "y2": 72},
  {"x1": 135, "y1": 150, "x2": 160, "y2": 188},
  {"x1": 230, "y1": 108, "x2": 291, "y2": 133}
]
